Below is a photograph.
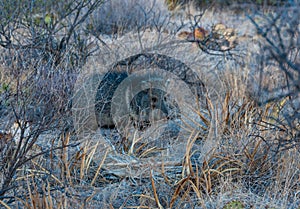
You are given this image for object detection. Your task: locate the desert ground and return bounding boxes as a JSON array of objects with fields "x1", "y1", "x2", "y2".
[{"x1": 0, "y1": 0, "x2": 299, "y2": 208}]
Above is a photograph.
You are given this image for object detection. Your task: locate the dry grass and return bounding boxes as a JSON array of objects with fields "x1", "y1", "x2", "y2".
[
  {"x1": 2, "y1": 76, "x2": 299, "y2": 208},
  {"x1": 0, "y1": 1, "x2": 299, "y2": 209}
]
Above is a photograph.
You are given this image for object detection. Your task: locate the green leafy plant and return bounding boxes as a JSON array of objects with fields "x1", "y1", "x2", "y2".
[{"x1": 223, "y1": 200, "x2": 245, "y2": 209}]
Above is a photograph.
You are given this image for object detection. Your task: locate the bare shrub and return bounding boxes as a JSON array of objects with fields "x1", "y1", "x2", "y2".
[
  {"x1": 90, "y1": 0, "x2": 171, "y2": 36},
  {"x1": 0, "y1": 0, "x2": 104, "y2": 204},
  {"x1": 246, "y1": 1, "x2": 300, "y2": 152}
]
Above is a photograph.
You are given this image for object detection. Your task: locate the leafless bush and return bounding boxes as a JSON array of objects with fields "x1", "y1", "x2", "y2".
[
  {"x1": 0, "y1": 0, "x2": 105, "y2": 203},
  {"x1": 90, "y1": 0, "x2": 173, "y2": 36},
  {"x1": 248, "y1": 3, "x2": 299, "y2": 100},
  {"x1": 0, "y1": 0, "x2": 105, "y2": 67},
  {"x1": 246, "y1": 1, "x2": 300, "y2": 153}
]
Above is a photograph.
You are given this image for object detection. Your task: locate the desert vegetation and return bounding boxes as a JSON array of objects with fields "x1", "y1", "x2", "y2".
[{"x1": 0, "y1": 0, "x2": 299, "y2": 208}]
